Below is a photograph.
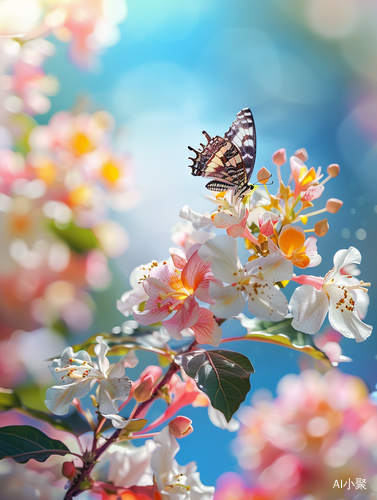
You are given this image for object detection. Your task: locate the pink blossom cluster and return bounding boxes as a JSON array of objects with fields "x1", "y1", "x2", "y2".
[
  {"x1": 0, "y1": 109, "x2": 137, "y2": 343},
  {"x1": 0, "y1": 0, "x2": 126, "y2": 146},
  {"x1": 118, "y1": 149, "x2": 372, "y2": 348},
  {"x1": 215, "y1": 369, "x2": 377, "y2": 500},
  {"x1": 0, "y1": 0, "x2": 127, "y2": 68}
]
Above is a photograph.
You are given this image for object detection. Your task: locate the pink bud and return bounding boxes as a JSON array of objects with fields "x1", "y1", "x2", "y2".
[
  {"x1": 258, "y1": 211, "x2": 279, "y2": 237},
  {"x1": 301, "y1": 184, "x2": 324, "y2": 202},
  {"x1": 272, "y1": 148, "x2": 287, "y2": 166},
  {"x1": 139, "y1": 365, "x2": 163, "y2": 384},
  {"x1": 134, "y1": 374, "x2": 155, "y2": 402},
  {"x1": 169, "y1": 247, "x2": 186, "y2": 270},
  {"x1": 169, "y1": 416, "x2": 194, "y2": 438},
  {"x1": 314, "y1": 218, "x2": 329, "y2": 237},
  {"x1": 294, "y1": 148, "x2": 308, "y2": 162},
  {"x1": 326, "y1": 198, "x2": 343, "y2": 214},
  {"x1": 327, "y1": 164, "x2": 340, "y2": 177},
  {"x1": 62, "y1": 461, "x2": 76, "y2": 480}
]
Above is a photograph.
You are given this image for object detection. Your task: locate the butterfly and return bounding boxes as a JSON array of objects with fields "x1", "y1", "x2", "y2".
[{"x1": 188, "y1": 108, "x2": 256, "y2": 197}]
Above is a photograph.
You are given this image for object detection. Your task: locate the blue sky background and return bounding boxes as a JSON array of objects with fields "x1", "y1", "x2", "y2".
[{"x1": 41, "y1": 0, "x2": 377, "y2": 486}]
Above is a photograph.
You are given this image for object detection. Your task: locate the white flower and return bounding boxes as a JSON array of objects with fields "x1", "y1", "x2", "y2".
[
  {"x1": 45, "y1": 336, "x2": 137, "y2": 415},
  {"x1": 290, "y1": 247, "x2": 372, "y2": 342},
  {"x1": 179, "y1": 205, "x2": 213, "y2": 230},
  {"x1": 152, "y1": 427, "x2": 215, "y2": 499},
  {"x1": 198, "y1": 235, "x2": 293, "y2": 321},
  {"x1": 94, "y1": 441, "x2": 157, "y2": 488}
]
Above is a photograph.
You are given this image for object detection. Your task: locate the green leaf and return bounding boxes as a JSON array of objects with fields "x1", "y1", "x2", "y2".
[
  {"x1": 19, "y1": 408, "x2": 92, "y2": 435},
  {"x1": 48, "y1": 220, "x2": 98, "y2": 254},
  {"x1": 0, "y1": 425, "x2": 70, "y2": 463},
  {"x1": 0, "y1": 389, "x2": 22, "y2": 411},
  {"x1": 175, "y1": 349, "x2": 254, "y2": 422},
  {"x1": 235, "y1": 315, "x2": 330, "y2": 364},
  {"x1": 0, "y1": 387, "x2": 90, "y2": 434},
  {"x1": 118, "y1": 419, "x2": 148, "y2": 439}
]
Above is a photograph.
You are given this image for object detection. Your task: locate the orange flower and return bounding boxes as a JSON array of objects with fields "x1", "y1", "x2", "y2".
[{"x1": 278, "y1": 224, "x2": 318, "y2": 268}]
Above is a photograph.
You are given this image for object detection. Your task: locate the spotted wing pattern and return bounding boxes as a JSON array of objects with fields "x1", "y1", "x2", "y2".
[{"x1": 188, "y1": 108, "x2": 256, "y2": 196}]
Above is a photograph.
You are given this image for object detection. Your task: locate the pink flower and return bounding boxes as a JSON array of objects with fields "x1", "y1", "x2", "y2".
[
  {"x1": 257, "y1": 211, "x2": 280, "y2": 237},
  {"x1": 301, "y1": 184, "x2": 325, "y2": 202},
  {"x1": 134, "y1": 244, "x2": 222, "y2": 346},
  {"x1": 290, "y1": 156, "x2": 323, "y2": 198}
]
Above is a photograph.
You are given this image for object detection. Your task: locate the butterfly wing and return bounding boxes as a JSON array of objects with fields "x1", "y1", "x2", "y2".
[
  {"x1": 224, "y1": 108, "x2": 256, "y2": 181},
  {"x1": 188, "y1": 108, "x2": 256, "y2": 196}
]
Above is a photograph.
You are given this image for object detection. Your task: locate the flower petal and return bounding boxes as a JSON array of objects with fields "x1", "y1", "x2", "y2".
[
  {"x1": 245, "y1": 251, "x2": 293, "y2": 286},
  {"x1": 98, "y1": 376, "x2": 132, "y2": 415},
  {"x1": 328, "y1": 289, "x2": 372, "y2": 343},
  {"x1": 305, "y1": 236, "x2": 322, "y2": 268},
  {"x1": 179, "y1": 205, "x2": 213, "y2": 230},
  {"x1": 117, "y1": 285, "x2": 148, "y2": 317},
  {"x1": 45, "y1": 380, "x2": 93, "y2": 415},
  {"x1": 182, "y1": 250, "x2": 214, "y2": 303},
  {"x1": 212, "y1": 211, "x2": 243, "y2": 229},
  {"x1": 198, "y1": 235, "x2": 241, "y2": 284},
  {"x1": 102, "y1": 414, "x2": 131, "y2": 429},
  {"x1": 94, "y1": 336, "x2": 110, "y2": 375},
  {"x1": 169, "y1": 247, "x2": 187, "y2": 270},
  {"x1": 290, "y1": 285, "x2": 329, "y2": 334},
  {"x1": 208, "y1": 282, "x2": 245, "y2": 318},
  {"x1": 207, "y1": 404, "x2": 240, "y2": 432},
  {"x1": 162, "y1": 295, "x2": 200, "y2": 339},
  {"x1": 278, "y1": 224, "x2": 306, "y2": 258},
  {"x1": 331, "y1": 247, "x2": 362, "y2": 278},
  {"x1": 246, "y1": 285, "x2": 288, "y2": 322},
  {"x1": 191, "y1": 307, "x2": 222, "y2": 347}
]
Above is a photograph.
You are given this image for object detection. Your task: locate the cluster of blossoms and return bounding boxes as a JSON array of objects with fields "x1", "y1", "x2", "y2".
[
  {"x1": 42, "y1": 335, "x2": 219, "y2": 499},
  {"x1": 0, "y1": 0, "x2": 126, "y2": 148},
  {"x1": 0, "y1": 0, "x2": 127, "y2": 70},
  {"x1": 0, "y1": 110, "x2": 137, "y2": 343},
  {"x1": 118, "y1": 148, "x2": 372, "y2": 347},
  {"x1": 0, "y1": 0, "x2": 134, "y2": 347},
  {"x1": 0, "y1": 423, "x2": 214, "y2": 500},
  {"x1": 0, "y1": 122, "x2": 373, "y2": 500},
  {"x1": 215, "y1": 369, "x2": 377, "y2": 500}
]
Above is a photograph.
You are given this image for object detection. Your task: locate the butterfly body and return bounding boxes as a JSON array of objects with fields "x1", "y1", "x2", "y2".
[{"x1": 188, "y1": 108, "x2": 256, "y2": 197}]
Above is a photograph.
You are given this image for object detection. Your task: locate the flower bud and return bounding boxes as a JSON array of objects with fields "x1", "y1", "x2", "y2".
[
  {"x1": 257, "y1": 167, "x2": 271, "y2": 184},
  {"x1": 272, "y1": 148, "x2": 286, "y2": 166},
  {"x1": 134, "y1": 374, "x2": 155, "y2": 402},
  {"x1": 62, "y1": 461, "x2": 76, "y2": 480},
  {"x1": 294, "y1": 148, "x2": 308, "y2": 162},
  {"x1": 314, "y1": 218, "x2": 329, "y2": 237},
  {"x1": 169, "y1": 416, "x2": 193, "y2": 439},
  {"x1": 327, "y1": 163, "x2": 340, "y2": 177},
  {"x1": 326, "y1": 198, "x2": 343, "y2": 214}
]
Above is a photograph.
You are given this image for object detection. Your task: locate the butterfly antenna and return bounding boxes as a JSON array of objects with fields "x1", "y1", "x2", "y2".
[
  {"x1": 202, "y1": 131, "x2": 211, "y2": 143},
  {"x1": 188, "y1": 146, "x2": 200, "y2": 159},
  {"x1": 255, "y1": 178, "x2": 274, "y2": 187}
]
